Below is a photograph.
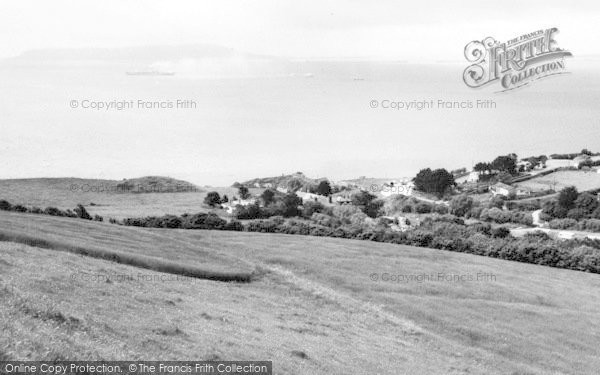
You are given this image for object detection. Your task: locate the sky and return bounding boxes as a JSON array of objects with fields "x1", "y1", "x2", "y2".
[
  {"x1": 1, "y1": 0, "x2": 600, "y2": 61},
  {"x1": 1, "y1": 1, "x2": 600, "y2": 186}
]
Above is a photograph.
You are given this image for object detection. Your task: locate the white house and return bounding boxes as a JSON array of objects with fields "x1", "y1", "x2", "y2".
[
  {"x1": 223, "y1": 198, "x2": 257, "y2": 214},
  {"x1": 455, "y1": 171, "x2": 480, "y2": 184},
  {"x1": 490, "y1": 182, "x2": 513, "y2": 197},
  {"x1": 571, "y1": 155, "x2": 591, "y2": 168},
  {"x1": 296, "y1": 191, "x2": 323, "y2": 202}
]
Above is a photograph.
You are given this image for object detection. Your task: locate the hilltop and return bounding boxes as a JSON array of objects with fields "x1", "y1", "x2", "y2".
[{"x1": 237, "y1": 172, "x2": 328, "y2": 190}]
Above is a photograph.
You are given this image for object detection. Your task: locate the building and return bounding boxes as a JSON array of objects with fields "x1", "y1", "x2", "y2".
[
  {"x1": 490, "y1": 182, "x2": 531, "y2": 198},
  {"x1": 571, "y1": 155, "x2": 591, "y2": 168},
  {"x1": 516, "y1": 160, "x2": 533, "y2": 172},
  {"x1": 223, "y1": 198, "x2": 257, "y2": 214},
  {"x1": 455, "y1": 171, "x2": 480, "y2": 184},
  {"x1": 490, "y1": 182, "x2": 513, "y2": 197}
]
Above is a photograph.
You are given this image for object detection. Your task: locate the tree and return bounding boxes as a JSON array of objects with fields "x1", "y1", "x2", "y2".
[
  {"x1": 74, "y1": 204, "x2": 92, "y2": 220},
  {"x1": 413, "y1": 168, "x2": 455, "y2": 197},
  {"x1": 316, "y1": 181, "x2": 332, "y2": 196},
  {"x1": 303, "y1": 201, "x2": 324, "y2": 218},
  {"x1": 261, "y1": 189, "x2": 276, "y2": 206},
  {"x1": 282, "y1": 193, "x2": 302, "y2": 217},
  {"x1": 221, "y1": 194, "x2": 229, "y2": 203},
  {"x1": 558, "y1": 186, "x2": 578, "y2": 210},
  {"x1": 238, "y1": 185, "x2": 250, "y2": 200},
  {"x1": 449, "y1": 194, "x2": 474, "y2": 217},
  {"x1": 574, "y1": 192, "x2": 598, "y2": 215},
  {"x1": 474, "y1": 162, "x2": 491, "y2": 174},
  {"x1": 204, "y1": 191, "x2": 222, "y2": 207},
  {"x1": 351, "y1": 191, "x2": 376, "y2": 207},
  {"x1": 491, "y1": 155, "x2": 517, "y2": 175}
]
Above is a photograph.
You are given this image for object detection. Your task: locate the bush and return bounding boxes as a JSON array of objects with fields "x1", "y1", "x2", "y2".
[
  {"x1": 415, "y1": 203, "x2": 432, "y2": 214},
  {"x1": 183, "y1": 213, "x2": 226, "y2": 230},
  {"x1": 93, "y1": 214, "x2": 104, "y2": 222},
  {"x1": 548, "y1": 218, "x2": 578, "y2": 230},
  {"x1": 401, "y1": 205, "x2": 413, "y2": 213},
  {"x1": 224, "y1": 220, "x2": 244, "y2": 231},
  {"x1": 44, "y1": 207, "x2": 66, "y2": 217},
  {"x1": 12, "y1": 205, "x2": 28, "y2": 212},
  {"x1": 491, "y1": 226, "x2": 511, "y2": 238},
  {"x1": 302, "y1": 201, "x2": 324, "y2": 218},
  {"x1": 433, "y1": 205, "x2": 448, "y2": 214},
  {"x1": 74, "y1": 204, "x2": 92, "y2": 220},
  {"x1": 204, "y1": 191, "x2": 222, "y2": 207},
  {"x1": 449, "y1": 195, "x2": 474, "y2": 217},
  {"x1": 0, "y1": 200, "x2": 12, "y2": 211},
  {"x1": 234, "y1": 203, "x2": 264, "y2": 220}
]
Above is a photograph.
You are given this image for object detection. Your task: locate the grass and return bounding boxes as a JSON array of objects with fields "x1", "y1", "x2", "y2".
[
  {"x1": 0, "y1": 211, "x2": 256, "y2": 282},
  {"x1": 1, "y1": 211, "x2": 600, "y2": 373},
  {"x1": 515, "y1": 170, "x2": 600, "y2": 192},
  {"x1": 0, "y1": 177, "x2": 263, "y2": 220}
]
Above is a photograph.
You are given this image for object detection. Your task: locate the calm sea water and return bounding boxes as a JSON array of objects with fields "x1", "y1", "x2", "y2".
[{"x1": 1, "y1": 59, "x2": 599, "y2": 186}]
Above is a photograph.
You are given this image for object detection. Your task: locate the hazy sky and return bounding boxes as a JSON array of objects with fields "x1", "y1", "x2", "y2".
[
  {"x1": 1, "y1": 0, "x2": 600, "y2": 60},
  {"x1": 1, "y1": 1, "x2": 600, "y2": 186}
]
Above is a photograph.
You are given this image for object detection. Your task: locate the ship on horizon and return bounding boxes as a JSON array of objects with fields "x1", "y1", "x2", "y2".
[{"x1": 125, "y1": 70, "x2": 175, "y2": 76}]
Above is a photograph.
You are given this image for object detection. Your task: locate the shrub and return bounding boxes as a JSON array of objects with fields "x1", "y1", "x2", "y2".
[
  {"x1": 12, "y1": 205, "x2": 28, "y2": 212},
  {"x1": 449, "y1": 195, "x2": 474, "y2": 217},
  {"x1": 302, "y1": 201, "x2": 324, "y2": 218},
  {"x1": 93, "y1": 214, "x2": 104, "y2": 222},
  {"x1": 44, "y1": 207, "x2": 66, "y2": 217},
  {"x1": 183, "y1": 213, "x2": 226, "y2": 230},
  {"x1": 224, "y1": 220, "x2": 244, "y2": 231},
  {"x1": 548, "y1": 218, "x2": 578, "y2": 230},
  {"x1": 204, "y1": 191, "x2": 222, "y2": 207},
  {"x1": 0, "y1": 200, "x2": 12, "y2": 211},
  {"x1": 74, "y1": 204, "x2": 92, "y2": 220},
  {"x1": 401, "y1": 205, "x2": 413, "y2": 213},
  {"x1": 491, "y1": 226, "x2": 511, "y2": 238},
  {"x1": 234, "y1": 203, "x2": 263, "y2": 220},
  {"x1": 433, "y1": 205, "x2": 448, "y2": 214},
  {"x1": 567, "y1": 208, "x2": 587, "y2": 220},
  {"x1": 415, "y1": 203, "x2": 432, "y2": 214}
]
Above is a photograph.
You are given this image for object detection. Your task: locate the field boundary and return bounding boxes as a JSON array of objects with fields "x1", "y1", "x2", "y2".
[{"x1": 0, "y1": 230, "x2": 258, "y2": 283}]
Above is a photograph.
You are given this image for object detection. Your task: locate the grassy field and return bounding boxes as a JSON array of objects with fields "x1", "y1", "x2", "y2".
[
  {"x1": 1, "y1": 211, "x2": 600, "y2": 374},
  {"x1": 0, "y1": 178, "x2": 262, "y2": 220},
  {"x1": 515, "y1": 170, "x2": 600, "y2": 192}
]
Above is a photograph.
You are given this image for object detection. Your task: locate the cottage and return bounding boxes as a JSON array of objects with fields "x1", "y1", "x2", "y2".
[
  {"x1": 489, "y1": 182, "x2": 514, "y2": 197},
  {"x1": 223, "y1": 198, "x2": 257, "y2": 214},
  {"x1": 571, "y1": 155, "x2": 591, "y2": 168},
  {"x1": 516, "y1": 160, "x2": 533, "y2": 172}
]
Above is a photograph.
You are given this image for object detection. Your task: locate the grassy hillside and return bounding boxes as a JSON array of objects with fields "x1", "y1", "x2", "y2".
[
  {"x1": 1, "y1": 211, "x2": 600, "y2": 373},
  {"x1": 239, "y1": 172, "x2": 326, "y2": 189},
  {"x1": 515, "y1": 170, "x2": 600, "y2": 192},
  {"x1": 0, "y1": 178, "x2": 262, "y2": 220}
]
